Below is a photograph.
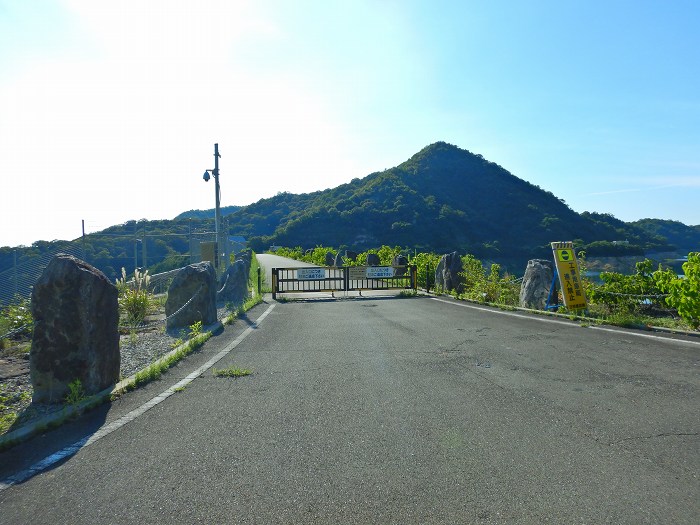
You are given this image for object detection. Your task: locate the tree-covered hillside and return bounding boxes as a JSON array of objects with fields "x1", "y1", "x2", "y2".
[
  {"x1": 227, "y1": 142, "x2": 674, "y2": 266},
  {"x1": 632, "y1": 219, "x2": 700, "y2": 254},
  {"x1": 174, "y1": 205, "x2": 241, "y2": 220}
]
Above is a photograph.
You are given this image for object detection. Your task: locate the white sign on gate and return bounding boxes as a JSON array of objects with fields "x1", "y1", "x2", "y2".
[
  {"x1": 366, "y1": 266, "x2": 395, "y2": 279},
  {"x1": 296, "y1": 268, "x2": 326, "y2": 280}
]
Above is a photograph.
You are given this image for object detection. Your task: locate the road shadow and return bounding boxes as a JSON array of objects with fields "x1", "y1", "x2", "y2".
[{"x1": 1, "y1": 392, "x2": 111, "y2": 486}]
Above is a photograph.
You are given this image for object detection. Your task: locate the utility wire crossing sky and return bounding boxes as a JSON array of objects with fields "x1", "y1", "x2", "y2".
[{"x1": 1, "y1": 0, "x2": 698, "y2": 247}]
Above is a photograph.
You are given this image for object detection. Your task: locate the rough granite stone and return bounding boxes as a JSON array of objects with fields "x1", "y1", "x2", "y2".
[
  {"x1": 435, "y1": 252, "x2": 464, "y2": 293},
  {"x1": 165, "y1": 262, "x2": 217, "y2": 331},
  {"x1": 519, "y1": 259, "x2": 554, "y2": 309},
  {"x1": 30, "y1": 253, "x2": 120, "y2": 404},
  {"x1": 392, "y1": 255, "x2": 409, "y2": 276},
  {"x1": 235, "y1": 249, "x2": 253, "y2": 275},
  {"x1": 217, "y1": 259, "x2": 249, "y2": 306}
]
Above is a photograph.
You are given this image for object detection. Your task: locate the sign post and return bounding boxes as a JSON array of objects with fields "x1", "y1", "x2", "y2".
[{"x1": 550, "y1": 241, "x2": 587, "y2": 311}]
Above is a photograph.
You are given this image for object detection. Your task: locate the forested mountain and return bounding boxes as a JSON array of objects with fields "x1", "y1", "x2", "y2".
[
  {"x1": 631, "y1": 219, "x2": 700, "y2": 255},
  {"x1": 2, "y1": 142, "x2": 698, "y2": 294},
  {"x1": 226, "y1": 142, "x2": 681, "y2": 265}
]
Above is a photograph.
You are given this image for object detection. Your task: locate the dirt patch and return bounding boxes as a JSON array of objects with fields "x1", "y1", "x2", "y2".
[{"x1": 0, "y1": 354, "x2": 30, "y2": 381}]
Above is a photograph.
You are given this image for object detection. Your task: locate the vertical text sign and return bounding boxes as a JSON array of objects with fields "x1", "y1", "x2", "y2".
[{"x1": 551, "y1": 241, "x2": 588, "y2": 310}]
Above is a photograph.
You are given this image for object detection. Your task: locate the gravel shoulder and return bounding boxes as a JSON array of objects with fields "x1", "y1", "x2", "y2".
[{"x1": 0, "y1": 304, "x2": 232, "y2": 436}]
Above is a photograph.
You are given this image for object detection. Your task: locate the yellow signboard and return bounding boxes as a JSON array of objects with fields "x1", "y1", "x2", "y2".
[{"x1": 551, "y1": 241, "x2": 587, "y2": 310}]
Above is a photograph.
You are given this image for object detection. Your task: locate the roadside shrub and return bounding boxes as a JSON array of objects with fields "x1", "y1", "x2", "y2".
[
  {"x1": 64, "y1": 379, "x2": 86, "y2": 405},
  {"x1": 655, "y1": 252, "x2": 700, "y2": 328},
  {"x1": 188, "y1": 320, "x2": 203, "y2": 338},
  {"x1": 304, "y1": 246, "x2": 337, "y2": 266},
  {"x1": 273, "y1": 246, "x2": 303, "y2": 260},
  {"x1": 377, "y1": 245, "x2": 403, "y2": 265},
  {"x1": 460, "y1": 254, "x2": 485, "y2": 293},
  {"x1": 459, "y1": 257, "x2": 519, "y2": 305},
  {"x1": 116, "y1": 267, "x2": 152, "y2": 326},
  {"x1": 588, "y1": 259, "x2": 667, "y2": 313},
  {"x1": 409, "y1": 252, "x2": 441, "y2": 290}
]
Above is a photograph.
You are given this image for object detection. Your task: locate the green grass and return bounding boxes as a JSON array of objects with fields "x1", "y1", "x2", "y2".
[
  {"x1": 127, "y1": 332, "x2": 212, "y2": 390},
  {"x1": 224, "y1": 295, "x2": 263, "y2": 325},
  {"x1": 188, "y1": 320, "x2": 203, "y2": 338},
  {"x1": 213, "y1": 366, "x2": 252, "y2": 378},
  {"x1": 0, "y1": 386, "x2": 18, "y2": 434},
  {"x1": 0, "y1": 384, "x2": 32, "y2": 434},
  {"x1": 0, "y1": 413, "x2": 18, "y2": 435},
  {"x1": 64, "y1": 379, "x2": 86, "y2": 405}
]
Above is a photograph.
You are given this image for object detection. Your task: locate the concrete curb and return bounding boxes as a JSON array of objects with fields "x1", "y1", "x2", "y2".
[{"x1": 423, "y1": 290, "x2": 700, "y2": 339}]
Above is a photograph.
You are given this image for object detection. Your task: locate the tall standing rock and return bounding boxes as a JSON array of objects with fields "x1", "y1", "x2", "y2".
[
  {"x1": 366, "y1": 253, "x2": 381, "y2": 266},
  {"x1": 30, "y1": 254, "x2": 120, "y2": 404},
  {"x1": 166, "y1": 262, "x2": 217, "y2": 331},
  {"x1": 435, "y1": 252, "x2": 464, "y2": 293},
  {"x1": 235, "y1": 249, "x2": 253, "y2": 275},
  {"x1": 392, "y1": 255, "x2": 409, "y2": 276},
  {"x1": 519, "y1": 259, "x2": 554, "y2": 309},
  {"x1": 217, "y1": 259, "x2": 249, "y2": 307},
  {"x1": 325, "y1": 252, "x2": 336, "y2": 266}
]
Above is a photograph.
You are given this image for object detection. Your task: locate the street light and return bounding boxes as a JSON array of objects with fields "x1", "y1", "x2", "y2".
[{"x1": 202, "y1": 143, "x2": 225, "y2": 271}]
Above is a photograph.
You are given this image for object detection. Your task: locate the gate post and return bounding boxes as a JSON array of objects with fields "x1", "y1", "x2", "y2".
[
  {"x1": 272, "y1": 268, "x2": 277, "y2": 300},
  {"x1": 411, "y1": 265, "x2": 418, "y2": 291}
]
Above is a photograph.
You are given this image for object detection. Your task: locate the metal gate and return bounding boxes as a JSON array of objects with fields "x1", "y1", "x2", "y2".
[{"x1": 272, "y1": 265, "x2": 417, "y2": 299}]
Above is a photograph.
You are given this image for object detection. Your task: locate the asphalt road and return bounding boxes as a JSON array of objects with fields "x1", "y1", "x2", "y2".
[
  {"x1": 0, "y1": 288, "x2": 698, "y2": 523},
  {"x1": 258, "y1": 253, "x2": 318, "y2": 292}
]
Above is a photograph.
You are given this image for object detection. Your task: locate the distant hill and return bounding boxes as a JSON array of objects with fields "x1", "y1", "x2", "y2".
[
  {"x1": 174, "y1": 205, "x2": 241, "y2": 220},
  {"x1": 223, "y1": 142, "x2": 681, "y2": 267},
  {"x1": 631, "y1": 218, "x2": 700, "y2": 254}
]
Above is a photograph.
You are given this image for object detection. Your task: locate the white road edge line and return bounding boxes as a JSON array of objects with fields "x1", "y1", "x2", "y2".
[
  {"x1": 0, "y1": 303, "x2": 277, "y2": 492},
  {"x1": 430, "y1": 297, "x2": 700, "y2": 346}
]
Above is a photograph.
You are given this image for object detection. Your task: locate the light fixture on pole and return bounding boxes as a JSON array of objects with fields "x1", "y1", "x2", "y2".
[{"x1": 202, "y1": 143, "x2": 224, "y2": 271}]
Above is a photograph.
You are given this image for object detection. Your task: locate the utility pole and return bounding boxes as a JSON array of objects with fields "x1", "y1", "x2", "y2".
[
  {"x1": 214, "y1": 143, "x2": 223, "y2": 270},
  {"x1": 203, "y1": 144, "x2": 224, "y2": 272}
]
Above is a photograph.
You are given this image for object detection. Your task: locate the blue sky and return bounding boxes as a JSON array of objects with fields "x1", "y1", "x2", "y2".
[{"x1": 1, "y1": 0, "x2": 698, "y2": 247}]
